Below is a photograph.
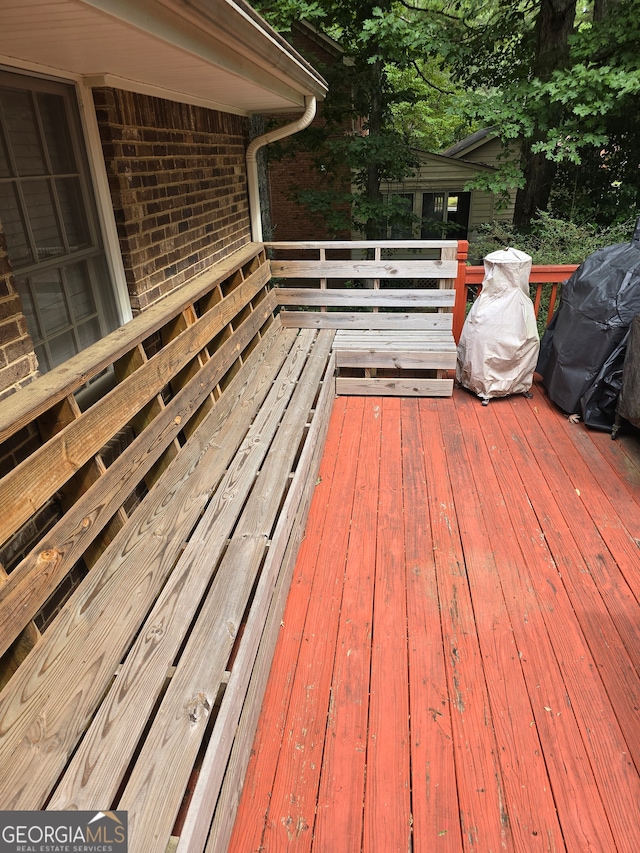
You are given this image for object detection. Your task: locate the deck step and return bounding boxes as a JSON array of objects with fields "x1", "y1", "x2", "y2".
[{"x1": 333, "y1": 329, "x2": 456, "y2": 396}]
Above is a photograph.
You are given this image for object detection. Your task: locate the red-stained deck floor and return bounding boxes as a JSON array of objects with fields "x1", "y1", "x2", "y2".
[{"x1": 228, "y1": 380, "x2": 640, "y2": 853}]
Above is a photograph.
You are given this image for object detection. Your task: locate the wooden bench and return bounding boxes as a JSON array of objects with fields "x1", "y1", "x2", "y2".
[
  {"x1": 269, "y1": 240, "x2": 461, "y2": 396},
  {"x1": 0, "y1": 243, "x2": 335, "y2": 853}
]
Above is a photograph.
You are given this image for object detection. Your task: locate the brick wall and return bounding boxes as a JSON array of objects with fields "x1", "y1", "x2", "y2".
[
  {"x1": 0, "y1": 228, "x2": 38, "y2": 402},
  {"x1": 267, "y1": 24, "x2": 352, "y2": 241},
  {"x1": 94, "y1": 88, "x2": 252, "y2": 313}
]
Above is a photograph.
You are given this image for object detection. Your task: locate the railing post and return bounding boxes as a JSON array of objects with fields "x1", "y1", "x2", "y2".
[{"x1": 453, "y1": 240, "x2": 469, "y2": 343}]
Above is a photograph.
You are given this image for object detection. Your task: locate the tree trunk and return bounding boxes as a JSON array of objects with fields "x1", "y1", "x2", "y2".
[
  {"x1": 513, "y1": 0, "x2": 577, "y2": 229},
  {"x1": 364, "y1": 59, "x2": 385, "y2": 240}
]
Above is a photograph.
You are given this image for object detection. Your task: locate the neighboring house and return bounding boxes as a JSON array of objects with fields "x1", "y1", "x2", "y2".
[
  {"x1": 382, "y1": 128, "x2": 518, "y2": 240},
  {"x1": 0, "y1": 0, "x2": 327, "y2": 398}
]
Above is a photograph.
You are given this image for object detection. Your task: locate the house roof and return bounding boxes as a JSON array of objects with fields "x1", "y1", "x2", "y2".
[
  {"x1": 0, "y1": 0, "x2": 328, "y2": 115},
  {"x1": 442, "y1": 127, "x2": 497, "y2": 159}
]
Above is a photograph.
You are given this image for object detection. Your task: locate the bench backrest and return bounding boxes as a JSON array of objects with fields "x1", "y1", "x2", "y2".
[
  {"x1": 268, "y1": 240, "x2": 462, "y2": 331},
  {"x1": 0, "y1": 244, "x2": 275, "y2": 684}
]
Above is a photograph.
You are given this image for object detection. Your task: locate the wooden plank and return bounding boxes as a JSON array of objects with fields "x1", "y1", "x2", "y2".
[
  {"x1": 501, "y1": 391, "x2": 640, "y2": 769},
  {"x1": 117, "y1": 332, "x2": 328, "y2": 853},
  {"x1": 265, "y1": 240, "x2": 458, "y2": 250},
  {"x1": 334, "y1": 332, "x2": 456, "y2": 348},
  {"x1": 418, "y1": 400, "x2": 512, "y2": 851},
  {"x1": 257, "y1": 398, "x2": 365, "y2": 851},
  {"x1": 529, "y1": 388, "x2": 640, "y2": 607},
  {"x1": 400, "y1": 399, "x2": 462, "y2": 851},
  {"x1": 312, "y1": 397, "x2": 381, "y2": 851},
  {"x1": 276, "y1": 287, "x2": 456, "y2": 307},
  {"x1": 0, "y1": 283, "x2": 277, "y2": 550},
  {"x1": 225, "y1": 399, "x2": 349, "y2": 853},
  {"x1": 449, "y1": 391, "x2": 633, "y2": 850},
  {"x1": 271, "y1": 259, "x2": 458, "y2": 280},
  {"x1": 363, "y1": 398, "x2": 412, "y2": 852},
  {"x1": 47, "y1": 330, "x2": 315, "y2": 818},
  {"x1": 281, "y1": 311, "x2": 453, "y2": 330},
  {"x1": 0, "y1": 243, "x2": 266, "y2": 443},
  {"x1": 178, "y1": 341, "x2": 336, "y2": 853},
  {"x1": 0, "y1": 309, "x2": 283, "y2": 662},
  {"x1": 335, "y1": 377, "x2": 454, "y2": 397},
  {"x1": 335, "y1": 350, "x2": 457, "y2": 370},
  {"x1": 436, "y1": 397, "x2": 564, "y2": 850},
  {"x1": 0, "y1": 324, "x2": 288, "y2": 811}
]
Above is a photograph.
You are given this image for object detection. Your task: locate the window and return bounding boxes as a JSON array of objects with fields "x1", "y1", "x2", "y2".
[
  {"x1": 421, "y1": 191, "x2": 470, "y2": 239},
  {"x1": 0, "y1": 71, "x2": 120, "y2": 372}
]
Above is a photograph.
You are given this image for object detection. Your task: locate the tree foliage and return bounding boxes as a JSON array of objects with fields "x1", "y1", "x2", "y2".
[{"x1": 256, "y1": 0, "x2": 640, "y2": 236}]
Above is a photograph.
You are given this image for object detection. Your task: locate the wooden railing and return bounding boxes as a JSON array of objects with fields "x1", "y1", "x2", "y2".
[{"x1": 452, "y1": 240, "x2": 579, "y2": 341}]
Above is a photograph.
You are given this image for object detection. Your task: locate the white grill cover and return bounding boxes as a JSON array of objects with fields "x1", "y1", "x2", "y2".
[{"x1": 456, "y1": 247, "x2": 539, "y2": 400}]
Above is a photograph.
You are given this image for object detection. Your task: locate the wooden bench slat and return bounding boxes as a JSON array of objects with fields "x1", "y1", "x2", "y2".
[
  {"x1": 336, "y1": 351, "x2": 457, "y2": 370},
  {"x1": 281, "y1": 311, "x2": 454, "y2": 331},
  {"x1": 179, "y1": 341, "x2": 336, "y2": 853},
  {"x1": 335, "y1": 377, "x2": 454, "y2": 396},
  {"x1": 42, "y1": 327, "x2": 299, "y2": 812},
  {"x1": 118, "y1": 332, "x2": 334, "y2": 853},
  {"x1": 0, "y1": 306, "x2": 282, "y2": 662},
  {"x1": 44, "y1": 331, "x2": 318, "y2": 819},
  {"x1": 0, "y1": 323, "x2": 302, "y2": 811},
  {"x1": 276, "y1": 287, "x2": 455, "y2": 307},
  {"x1": 0, "y1": 278, "x2": 275, "y2": 551},
  {"x1": 271, "y1": 259, "x2": 458, "y2": 279}
]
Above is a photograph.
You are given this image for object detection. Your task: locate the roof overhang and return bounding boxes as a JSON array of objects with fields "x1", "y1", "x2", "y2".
[{"x1": 0, "y1": 0, "x2": 328, "y2": 115}]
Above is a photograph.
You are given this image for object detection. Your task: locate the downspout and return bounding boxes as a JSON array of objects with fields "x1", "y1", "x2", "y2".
[{"x1": 246, "y1": 95, "x2": 317, "y2": 242}]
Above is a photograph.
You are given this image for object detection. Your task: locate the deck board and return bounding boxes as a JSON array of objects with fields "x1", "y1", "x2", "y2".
[{"x1": 227, "y1": 380, "x2": 640, "y2": 853}]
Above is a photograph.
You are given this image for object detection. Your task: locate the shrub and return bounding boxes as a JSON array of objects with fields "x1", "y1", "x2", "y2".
[{"x1": 469, "y1": 213, "x2": 638, "y2": 265}]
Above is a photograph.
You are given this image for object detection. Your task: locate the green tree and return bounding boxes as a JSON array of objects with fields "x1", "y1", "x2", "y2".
[
  {"x1": 255, "y1": 0, "x2": 472, "y2": 238},
  {"x1": 448, "y1": 0, "x2": 640, "y2": 228}
]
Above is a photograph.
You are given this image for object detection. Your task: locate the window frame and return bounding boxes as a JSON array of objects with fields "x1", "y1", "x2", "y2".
[{"x1": 0, "y1": 59, "x2": 131, "y2": 336}]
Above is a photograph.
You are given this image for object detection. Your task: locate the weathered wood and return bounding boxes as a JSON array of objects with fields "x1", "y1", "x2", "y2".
[
  {"x1": 265, "y1": 240, "x2": 458, "y2": 250},
  {"x1": 336, "y1": 377, "x2": 454, "y2": 396},
  {"x1": 281, "y1": 311, "x2": 453, "y2": 330},
  {"x1": 400, "y1": 399, "x2": 461, "y2": 850},
  {"x1": 0, "y1": 320, "x2": 293, "y2": 812},
  {"x1": 0, "y1": 308, "x2": 282, "y2": 662},
  {"x1": 177, "y1": 340, "x2": 336, "y2": 853},
  {"x1": 253, "y1": 399, "x2": 365, "y2": 852},
  {"x1": 224, "y1": 399, "x2": 349, "y2": 853},
  {"x1": 117, "y1": 331, "x2": 331, "y2": 853},
  {"x1": 45, "y1": 325, "x2": 299, "y2": 813},
  {"x1": 271, "y1": 260, "x2": 458, "y2": 280},
  {"x1": 0, "y1": 281, "x2": 276, "y2": 551},
  {"x1": 337, "y1": 350, "x2": 456, "y2": 369},
  {"x1": 276, "y1": 287, "x2": 456, "y2": 307},
  {"x1": 0, "y1": 243, "x2": 266, "y2": 444},
  {"x1": 363, "y1": 398, "x2": 412, "y2": 852}
]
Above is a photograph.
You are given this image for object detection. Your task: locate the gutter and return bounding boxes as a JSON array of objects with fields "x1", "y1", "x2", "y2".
[{"x1": 246, "y1": 95, "x2": 317, "y2": 241}]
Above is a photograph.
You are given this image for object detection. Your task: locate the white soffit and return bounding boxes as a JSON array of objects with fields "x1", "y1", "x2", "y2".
[{"x1": 0, "y1": 0, "x2": 328, "y2": 114}]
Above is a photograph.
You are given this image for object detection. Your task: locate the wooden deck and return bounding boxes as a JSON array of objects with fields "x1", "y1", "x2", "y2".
[{"x1": 228, "y1": 379, "x2": 640, "y2": 853}]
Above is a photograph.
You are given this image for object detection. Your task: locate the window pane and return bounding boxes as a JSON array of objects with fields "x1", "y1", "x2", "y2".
[
  {"x1": 49, "y1": 330, "x2": 78, "y2": 366},
  {"x1": 37, "y1": 93, "x2": 76, "y2": 173},
  {"x1": 56, "y1": 177, "x2": 90, "y2": 250},
  {"x1": 30, "y1": 267, "x2": 71, "y2": 337},
  {"x1": 77, "y1": 317, "x2": 101, "y2": 350},
  {"x1": 22, "y1": 179, "x2": 64, "y2": 259},
  {"x1": 0, "y1": 182, "x2": 33, "y2": 265},
  {"x1": 65, "y1": 261, "x2": 96, "y2": 321},
  {"x1": 0, "y1": 89, "x2": 46, "y2": 176}
]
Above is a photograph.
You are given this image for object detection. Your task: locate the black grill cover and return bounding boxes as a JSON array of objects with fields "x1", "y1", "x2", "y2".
[{"x1": 537, "y1": 220, "x2": 640, "y2": 419}]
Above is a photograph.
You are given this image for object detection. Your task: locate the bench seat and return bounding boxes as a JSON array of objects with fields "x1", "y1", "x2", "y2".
[{"x1": 0, "y1": 244, "x2": 336, "y2": 853}]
